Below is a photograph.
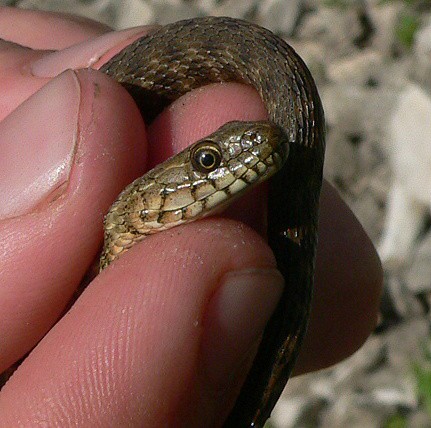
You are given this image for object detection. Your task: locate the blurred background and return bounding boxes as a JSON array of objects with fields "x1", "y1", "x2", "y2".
[{"x1": 1, "y1": 0, "x2": 430, "y2": 426}]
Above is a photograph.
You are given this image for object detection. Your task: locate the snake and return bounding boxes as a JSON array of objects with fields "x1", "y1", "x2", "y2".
[{"x1": 99, "y1": 16, "x2": 325, "y2": 427}]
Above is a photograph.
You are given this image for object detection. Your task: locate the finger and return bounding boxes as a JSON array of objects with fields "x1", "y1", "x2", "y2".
[
  {"x1": 0, "y1": 6, "x2": 110, "y2": 49},
  {"x1": 146, "y1": 84, "x2": 383, "y2": 372},
  {"x1": 0, "y1": 220, "x2": 283, "y2": 426},
  {"x1": 0, "y1": 69, "x2": 146, "y2": 373},
  {"x1": 294, "y1": 181, "x2": 383, "y2": 374},
  {"x1": 0, "y1": 27, "x2": 152, "y2": 120}
]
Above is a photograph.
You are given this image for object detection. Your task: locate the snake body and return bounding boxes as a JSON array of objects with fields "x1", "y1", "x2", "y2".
[{"x1": 100, "y1": 17, "x2": 325, "y2": 427}]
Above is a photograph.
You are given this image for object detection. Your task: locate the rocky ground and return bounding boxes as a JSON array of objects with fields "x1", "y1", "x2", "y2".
[{"x1": 1, "y1": 0, "x2": 431, "y2": 426}]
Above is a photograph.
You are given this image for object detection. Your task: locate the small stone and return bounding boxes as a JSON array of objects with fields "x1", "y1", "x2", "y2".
[
  {"x1": 211, "y1": 0, "x2": 256, "y2": 20},
  {"x1": 327, "y1": 51, "x2": 384, "y2": 87},
  {"x1": 298, "y1": 7, "x2": 362, "y2": 56},
  {"x1": 406, "y1": 231, "x2": 431, "y2": 294},
  {"x1": 257, "y1": 0, "x2": 304, "y2": 35},
  {"x1": 412, "y1": 16, "x2": 431, "y2": 92},
  {"x1": 116, "y1": 0, "x2": 155, "y2": 29},
  {"x1": 151, "y1": 0, "x2": 202, "y2": 25},
  {"x1": 368, "y1": 2, "x2": 403, "y2": 56}
]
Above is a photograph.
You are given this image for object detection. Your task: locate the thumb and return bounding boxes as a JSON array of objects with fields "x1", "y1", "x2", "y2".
[{"x1": 0, "y1": 220, "x2": 283, "y2": 426}]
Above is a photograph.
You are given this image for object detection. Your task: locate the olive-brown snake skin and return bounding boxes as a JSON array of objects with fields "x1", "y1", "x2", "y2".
[{"x1": 100, "y1": 16, "x2": 325, "y2": 427}]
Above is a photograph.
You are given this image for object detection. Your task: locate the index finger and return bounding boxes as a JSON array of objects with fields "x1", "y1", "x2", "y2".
[{"x1": 0, "y1": 6, "x2": 110, "y2": 49}]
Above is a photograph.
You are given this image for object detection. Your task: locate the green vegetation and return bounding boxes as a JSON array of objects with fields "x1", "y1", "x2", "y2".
[
  {"x1": 412, "y1": 341, "x2": 431, "y2": 418},
  {"x1": 383, "y1": 414, "x2": 408, "y2": 428},
  {"x1": 379, "y1": 0, "x2": 424, "y2": 5},
  {"x1": 395, "y1": 12, "x2": 420, "y2": 48},
  {"x1": 381, "y1": 340, "x2": 431, "y2": 428}
]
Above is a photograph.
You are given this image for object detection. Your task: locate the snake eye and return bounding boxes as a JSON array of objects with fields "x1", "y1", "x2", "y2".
[{"x1": 191, "y1": 142, "x2": 222, "y2": 173}]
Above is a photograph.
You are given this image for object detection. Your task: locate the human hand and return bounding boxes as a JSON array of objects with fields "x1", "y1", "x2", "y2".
[{"x1": 0, "y1": 7, "x2": 382, "y2": 426}]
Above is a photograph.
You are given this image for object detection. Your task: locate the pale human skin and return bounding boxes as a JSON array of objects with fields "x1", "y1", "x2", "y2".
[{"x1": 0, "y1": 7, "x2": 382, "y2": 426}]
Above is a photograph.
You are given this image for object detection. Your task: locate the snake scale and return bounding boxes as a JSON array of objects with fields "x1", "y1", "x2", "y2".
[{"x1": 99, "y1": 16, "x2": 325, "y2": 427}]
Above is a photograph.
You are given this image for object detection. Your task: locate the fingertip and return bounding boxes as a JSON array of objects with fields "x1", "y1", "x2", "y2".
[
  {"x1": 294, "y1": 182, "x2": 383, "y2": 374},
  {"x1": 31, "y1": 27, "x2": 155, "y2": 78},
  {"x1": 0, "y1": 7, "x2": 110, "y2": 49}
]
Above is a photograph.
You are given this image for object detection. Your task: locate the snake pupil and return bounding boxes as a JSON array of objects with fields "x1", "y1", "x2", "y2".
[
  {"x1": 200, "y1": 152, "x2": 215, "y2": 167},
  {"x1": 191, "y1": 141, "x2": 222, "y2": 173}
]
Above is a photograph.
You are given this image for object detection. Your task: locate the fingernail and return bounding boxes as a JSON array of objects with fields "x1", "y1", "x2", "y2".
[
  {"x1": 0, "y1": 70, "x2": 79, "y2": 219},
  {"x1": 201, "y1": 268, "x2": 284, "y2": 391},
  {"x1": 31, "y1": 26, "x2": 153, "y2": 78}
]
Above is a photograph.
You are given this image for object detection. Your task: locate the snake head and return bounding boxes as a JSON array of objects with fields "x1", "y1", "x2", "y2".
[
  {"x1": 138, "y1": 120, "x2": 289, "y2": 220},
  {"x1": 185, "y1": 120, "x2": 289, "y2": 202},
  {"x1": 100, "y1": 120, "x2": 288, "y2": 269},
  {"x1": 156, "y1": 120, "x2": 289, "y2": 216}
]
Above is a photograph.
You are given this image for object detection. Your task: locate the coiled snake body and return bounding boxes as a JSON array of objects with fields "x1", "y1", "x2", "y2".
[{"x1": 100, "y1": 17, "x2": 325, "y2": 427}]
